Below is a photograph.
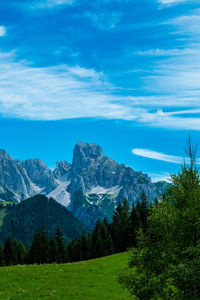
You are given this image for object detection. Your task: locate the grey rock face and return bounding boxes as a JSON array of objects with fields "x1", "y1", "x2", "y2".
[
  {"x1": 0, "y1": 150, "x2": 35, "y2": 198},
  {"x1": 69, "y1": 142, "x2": 158, "y2": 204},
  {"x1": 67, "y1": 142, "x2": 160, "y2": 227},
  {"x1": 22, "y1": 159, "x2": 57, "y2": 194},
  {"x1": 53, "y1": 161, "x2": 71, "y2": 179}
]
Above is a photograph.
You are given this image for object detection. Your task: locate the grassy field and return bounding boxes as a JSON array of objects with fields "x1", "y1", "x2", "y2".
[{"x1": 0, "y1": 252, "x2": 132, "y2": 300}]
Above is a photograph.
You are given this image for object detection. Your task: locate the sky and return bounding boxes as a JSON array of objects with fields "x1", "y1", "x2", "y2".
[{"x1": 0, "y1": 0, "x2": 200, "y2": 182}]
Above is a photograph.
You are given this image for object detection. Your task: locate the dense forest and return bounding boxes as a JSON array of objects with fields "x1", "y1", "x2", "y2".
[{"x1": 0, "y1": 191, "x2": 151, "y2": 266}]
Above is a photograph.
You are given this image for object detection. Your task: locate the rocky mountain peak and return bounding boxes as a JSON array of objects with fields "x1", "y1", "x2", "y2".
[
  {"x1": 53, "y1": 161, "x2": 71, "y2": 179},
  {"x1": 22, "y1": 158, "x2": 57, "y2": 193},
  {"x1": 72, "y1": 142, "x2": 103, "y2": 174},
  {"x1": 0, "y1": 149, "x2": 13, "y2": 161}
]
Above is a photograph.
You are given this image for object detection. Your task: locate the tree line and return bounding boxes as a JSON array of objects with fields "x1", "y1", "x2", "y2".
[{"x1": 0, "y1": 191, "x2": 152, "y2": 266}]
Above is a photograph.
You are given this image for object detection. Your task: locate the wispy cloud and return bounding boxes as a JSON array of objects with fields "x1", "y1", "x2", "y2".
[
  {"x1": 137, "y1": 48, "x2": 197, "y2": 56},
  {"x1": 132, "y1": 148, "x2": 183, "y2": 164},
  {"x1": 0, "y1": 26, "x2": 6, "y2": 37},
  {"x1": 157, "y1": 0, "x2": 188, "y2": 6},
  {"x1": 0, "y1": 51, "x2": 136, "y2": 120}
]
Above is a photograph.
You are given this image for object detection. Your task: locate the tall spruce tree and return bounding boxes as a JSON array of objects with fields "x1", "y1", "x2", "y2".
[
  {"x1": 55, "y1": 228, "x2": 66, "y2": 263},
  {"x1": 0, "y1": 243, "x2": 4, "y2": 266},
  {"x1": 128, "y1": 204, "x2": 140, "y2": 247},
  {"x1": 4, "y1": 237, "x2": 14, "y2": 265},
  {"x1": 92, "y1": 219, "x2": 104, "y2": 258},
  {"x1": 49, "y1": 238, "x2": 57, "y2": 263},
  {"x1": 28, "y1": 226, "x2": 49, "y2": 264},
  {"x1": 111, "y1": 199, "x2": 130, "y2": 252}
]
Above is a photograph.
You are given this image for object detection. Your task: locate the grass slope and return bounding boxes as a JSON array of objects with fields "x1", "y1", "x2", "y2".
[{"x1": 0, "y1": 252, "x2": 132, "y2": 300}]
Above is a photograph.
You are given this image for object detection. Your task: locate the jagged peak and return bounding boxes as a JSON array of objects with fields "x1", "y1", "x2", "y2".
[
  {"x1": 22, "y1": 158, "x2": 50, "y2": 170},
  {"x1": 0, "y1": 149, "x2": 14, "y2": 160},
  {"x1": 74, "y1": 141, "x2": 103, "y2": 158},
  {"x1": 72, "y1": 142, "x2": 104, "y2": 172}
]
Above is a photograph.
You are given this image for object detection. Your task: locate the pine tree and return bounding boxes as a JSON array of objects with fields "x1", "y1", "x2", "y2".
[
  {"x1": 137, "y1": 191, "x2": 149, "y2": 232},
  {"x1": 111, "y1": 199, "x2": 130, "y2": 252},
  {"x1": 128, "y1": 204, "x2": 140, "y2": 247},
  {"x1": 100, "y1": 221, "x2": 114, "y2": 255},
  {"x1": 55, "y1": 228, "x2": 66, "y2": 263},
  {"x1": 80, "y1": 234, "x2": 89, "y2": 261},
  {"x1": 92, "y1": 219, "x2": 104, "y2": 258},
  {"x1": 4, "y1": 237, "x2": 14, "y2": 265},
  {"x1": 0, "y1": 243, "x2": 4, "y2": 266},
  {"x1": 49, "y1": 239, "x2": 57, "y2": 263},
  {"x1": 28, "y1": 226, "x2": 49, "y2": 264}
]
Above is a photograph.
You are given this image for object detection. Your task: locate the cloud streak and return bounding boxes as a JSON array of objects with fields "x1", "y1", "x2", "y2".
[{"x1": 132, "y1": 148, "x2": 183, "y2": 164}]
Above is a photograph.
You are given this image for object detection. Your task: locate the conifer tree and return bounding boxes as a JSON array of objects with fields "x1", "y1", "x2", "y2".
[
  {"x1": 55, "y1": 228, "x2": 66, "y2": 263},
  {"x1": 0, "y1": 243, "x2": 4, "y2": 266},
  {"x1": 28, "y1": 226, "x2": 49, "y2": 264},
  {"x1": 92, "y1": 219, "x2": 104, "y2": 258},
  {"x1": 80, "y1": 234, "x2": 89, "y2": 261},
  {"x1": 100, "y1": 221, "x2": 114, "y2": 255},
  {"x1": 49, "y1": 238, "x2": 57, "y2": 263},
  {"x1": 4, "y1": 237, "x2": 14, "y2": 265},
  {"x1": 128, "y1": 204, "x2": 140, "y2": 247},
  {"x1": 111, "y1": 199, "x2": 130, "y2": 252},
  {"x1": 137, "y1": 191, "x2": 149, "y2": 232}
]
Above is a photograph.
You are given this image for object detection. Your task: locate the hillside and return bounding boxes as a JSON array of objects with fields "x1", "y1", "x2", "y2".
[
  {"x1": 0, "y1": 252, "x2": 132, "y2": 300},
  {"x1": 0, "y1": 194, "x2": 86, "y2": 247}
]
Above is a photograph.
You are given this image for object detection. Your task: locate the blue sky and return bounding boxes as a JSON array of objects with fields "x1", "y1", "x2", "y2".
[{"x1": 0, "y1": 0, "x2": 200, "y2": 181}]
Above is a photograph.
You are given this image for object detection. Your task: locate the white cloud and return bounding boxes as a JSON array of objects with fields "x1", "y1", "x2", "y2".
[
  {"x1": 157, "y1": 0, "x2": 188, "y2": 6},
  {"x1": 0, "y1": 26, "x2": 6, "y2": 37},
  {"x1": 1, "y1": 50, "x2": 200, "y2": 130},
  {"x1": 137, "y1": 48, "x2": 197, "y2": 56},
  {"x1": 0, "y1": 51, "x2": 138, "y2": 121},
  {"x1": 132, "y1": 148, "x2": 183, "y2": 164}
]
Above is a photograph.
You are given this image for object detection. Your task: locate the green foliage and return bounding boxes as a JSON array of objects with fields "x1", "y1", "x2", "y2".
[{"x1": 119, "y1": 138, "x2": 200, "y2": 299}]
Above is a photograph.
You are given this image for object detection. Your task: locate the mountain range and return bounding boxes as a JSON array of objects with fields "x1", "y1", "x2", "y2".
[{"x1": 0, "y1": 142, "x2": 170, "y2": 228}]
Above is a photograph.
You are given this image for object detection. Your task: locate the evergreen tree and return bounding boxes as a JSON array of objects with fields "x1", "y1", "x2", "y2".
[
  {"x1": 128, "y1": 204, "x2": 140, "y2": 247},
  {"x1": 28, "y1": 226, "x2": 49, "y2": 264},
  {"x1": 137, "y1": 191, "x2": 149, "y2": 232},
  {"x1": 4, "y1": 237, "x2": 14, "y2": 265},
  {"x1": 0, "y1": 243, "x2": 4, "y2": 266},
  {"x1": 111, "y1": 199, "x2": 130, "y2": 252},
  {"x1": 92, "y1": 219, "x2": 104, "y2": 258},
  {"x1": 49, "y1": 238, "x2": 57, "y2": 263},
  {"x1": 55, "y1": 228, "x2": 67, "y2": 263},
  {"x1": 100, "y1": 221, "x2": 114, "y2": 255},
  {"x1": 80, "y1": 234, "x2": 89, "y2": 261}
]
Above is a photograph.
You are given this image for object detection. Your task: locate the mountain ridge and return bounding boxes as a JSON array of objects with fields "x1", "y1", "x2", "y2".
[{"x1": 0, "y1": 142, "x2": 170, "y2": 227}]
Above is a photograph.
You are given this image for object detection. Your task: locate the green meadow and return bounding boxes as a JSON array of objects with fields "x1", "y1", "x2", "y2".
[{"x1": 0, "y1": 252, "x2": 132, "y2": 300}]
